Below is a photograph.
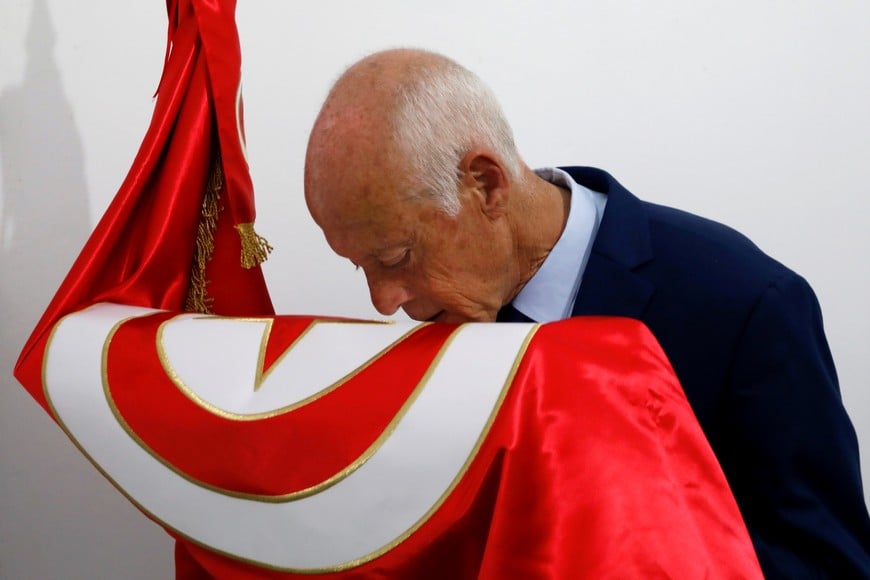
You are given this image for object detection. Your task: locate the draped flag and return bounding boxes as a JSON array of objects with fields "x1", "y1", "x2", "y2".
[
  {"x1": 15, "y1": 0, "x2": 274, "y2": 414},
  {"x1": 14, "y1": 1, "x2": 764, "y2": 578}
]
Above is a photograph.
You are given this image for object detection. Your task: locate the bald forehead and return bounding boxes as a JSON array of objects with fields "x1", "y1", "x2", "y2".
[
  {"x1": 306, "y1": 56, "x2": 403, "y2": 170},
  {"x1": 304, "y1": 107, "x2": 407, "y2": 223},
  {"x1": 305, "y1": 49, "x2": 456, "y2": 217},
  {"x1": 305, "y1": 95, "x2": 399, "y2": 186},
  {"x1": 333, "y1": 49, "x2": 451, "y2": 96},
  {"x1": 316, "y1": 49, "x2": 456, "y2": 128}
]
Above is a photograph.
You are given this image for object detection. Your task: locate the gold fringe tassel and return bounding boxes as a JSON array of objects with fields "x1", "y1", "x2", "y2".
[
  {"x1": 235, "y1": 222, "x2": 273, "y2": 269},
  {"x1": 184, "y1": 159, "x2": 224, "y2": 313}
]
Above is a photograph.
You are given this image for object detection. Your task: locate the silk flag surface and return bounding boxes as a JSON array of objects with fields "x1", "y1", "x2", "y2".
[{"x1": 14, "y1": 0, "x2": 763, "y2": 578}]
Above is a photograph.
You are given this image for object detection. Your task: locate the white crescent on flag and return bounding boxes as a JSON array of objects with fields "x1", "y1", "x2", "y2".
[
  {"x1": 43, "y1": 303, "x2": 537, "y2": 572},
  {"x1": 158, "y1": 314, "x2": 426, "y2": 417}
]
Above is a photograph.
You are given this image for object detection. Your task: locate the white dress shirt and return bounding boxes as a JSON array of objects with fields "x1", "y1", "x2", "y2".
[{"x1": 511, "y1": 167, "x2": 607, "y2": 322}]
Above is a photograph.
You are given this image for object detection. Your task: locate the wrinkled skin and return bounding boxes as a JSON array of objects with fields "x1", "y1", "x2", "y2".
[
  {"x1": 307, "y1": 152, "x2": 522, "y2": 323},
  {"x1": 304, "y1": 49, "x2": 568, "y2": 323}
]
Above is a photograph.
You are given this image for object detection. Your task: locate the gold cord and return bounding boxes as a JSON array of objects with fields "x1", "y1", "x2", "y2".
[
  {"x1": 184, "y1": 158, "x2": 224, "y2": 313},
  {"x1": 235, "y1": 222, "x2": 273, "y2": 269}
]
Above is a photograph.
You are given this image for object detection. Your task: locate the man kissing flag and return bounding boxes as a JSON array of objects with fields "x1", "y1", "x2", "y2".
[{"x1": 14, "y1": 1, "x2": 762, "y2": 577}]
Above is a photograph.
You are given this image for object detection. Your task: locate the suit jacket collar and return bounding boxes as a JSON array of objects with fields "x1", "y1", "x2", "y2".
[{"x1": 559, "y1": 167, "x2": 656, "y2": 319}]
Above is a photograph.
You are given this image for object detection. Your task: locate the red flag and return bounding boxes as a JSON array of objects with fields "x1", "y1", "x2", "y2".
[
  {"x1": 15, "y1": 0, "x2": 273, "y2": 412},
  {"x1": 41, "y1": 305, "x2": 764, "y2": 579},
  {"x1": 14, "y1": 1, "x2": 763, "y2": 578}
]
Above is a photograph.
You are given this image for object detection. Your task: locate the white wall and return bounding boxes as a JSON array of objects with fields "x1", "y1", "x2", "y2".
[{"x1": 1, "y1": 1, "x2": 868, "y2": 577}]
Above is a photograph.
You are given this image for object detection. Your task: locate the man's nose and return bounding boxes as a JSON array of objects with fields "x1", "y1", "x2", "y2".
[{"x1": 366, "y1": 275, "x2": 411, "y2": 316}]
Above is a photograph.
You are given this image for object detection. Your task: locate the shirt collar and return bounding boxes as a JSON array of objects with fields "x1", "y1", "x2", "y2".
[{"x1": 511, "y1": 167, "x2": 607, "y2": 322}]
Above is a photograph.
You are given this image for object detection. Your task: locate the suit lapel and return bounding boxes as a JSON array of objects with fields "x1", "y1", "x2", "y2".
[{"x1": 560, "y1": 167, "x2": 656, "y2": 319}]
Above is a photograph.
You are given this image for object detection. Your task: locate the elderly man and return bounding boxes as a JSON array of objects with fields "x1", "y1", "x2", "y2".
[{"x1": 304, "y1": 49, "x2": 870, "y2": 577}]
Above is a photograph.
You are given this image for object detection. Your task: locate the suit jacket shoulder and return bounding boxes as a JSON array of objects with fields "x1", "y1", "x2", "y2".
[{"x1": 560, "y1": 165, "x2": 870, "y2": 577}]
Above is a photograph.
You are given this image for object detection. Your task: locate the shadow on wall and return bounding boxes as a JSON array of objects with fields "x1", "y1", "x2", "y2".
[
  {"x1": 0, "y1": 0, "x2": 90, "y2": 377},
  {"x1": 0, "y1": 3, "x2": 174, "y2": 577},
  {"x1": 0, "y1": 0, "x2": 91, "y2": 574}
]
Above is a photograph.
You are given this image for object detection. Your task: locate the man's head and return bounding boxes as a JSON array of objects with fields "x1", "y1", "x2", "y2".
[{"x1": 305, "y1": 49, "x2": 565, "y2": 322}]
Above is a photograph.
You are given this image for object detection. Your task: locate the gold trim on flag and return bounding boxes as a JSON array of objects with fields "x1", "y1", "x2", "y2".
[
  {"x1": 185, "y1": 156, "x2": 224, "y2": 314},
  {"x1": 155, "y1": 316, "x2": 429, "y2": 420}
]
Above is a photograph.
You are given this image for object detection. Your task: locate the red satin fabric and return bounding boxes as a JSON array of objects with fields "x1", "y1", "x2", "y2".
[
  {"x1": 106, "y1": 315, "x2": 456, "y2": 495},
  {"x1": 14, "y1": 0, "x2": 273, "y2": 413},
  {"x1": 124, "y1": 316, "x2": 757, "y2": 579},
  {"x1": 13, "y1": 1, "x2": 763, "y2": 577}
]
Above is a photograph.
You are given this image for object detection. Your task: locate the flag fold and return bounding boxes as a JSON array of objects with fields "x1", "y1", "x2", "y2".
[{"x1": 14, "y1": 1, "x2": 763, "y2": 578}]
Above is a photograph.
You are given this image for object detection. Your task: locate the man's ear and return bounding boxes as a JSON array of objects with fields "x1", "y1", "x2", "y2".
[{"x1": 458, "y1": 149, "x2": 510, "y2": 218}]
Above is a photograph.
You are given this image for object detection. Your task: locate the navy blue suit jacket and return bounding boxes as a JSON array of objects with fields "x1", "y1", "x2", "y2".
[{"x1": 557, "y1": 167, "x2": 869, "y2": 577}]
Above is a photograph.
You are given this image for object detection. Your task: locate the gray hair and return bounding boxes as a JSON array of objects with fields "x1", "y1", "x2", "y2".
[{"x1": 390, "y1": 56, "x2": 521, "y2": 215}]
